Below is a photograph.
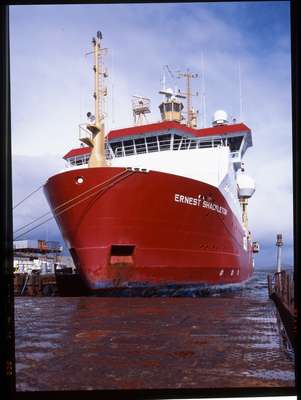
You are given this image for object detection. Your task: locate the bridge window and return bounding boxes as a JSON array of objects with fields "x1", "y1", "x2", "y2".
[
  {"x1": 134, "y1": 138, "x2": 146, "y2": 154},
  {"x1": 107, "y1": 132, "x2": 211, "y2": 158},
  {"x1": 124, "y1": 139, "x2": 135, "y2": 156},
  {"x1": 228, "y1": 136, "x2": 243, "y2": 152},
  {"x1": 180, "y1": 137, "x2": 191, "y2": 150},
  {"x1": 111, "y1": 141, "x2": 122, "y2": 156},
  {"x1": 159, "y1": 134, "x2": 171, "y2": 151},
  {"x1": 66, "y1": 154, "x2": 90, "y2": 166},
  {"x1": 189, "y1": 140, "x2": 197, "y2": 149},
  {"x1": 146, "y1": 136, "x2": 158, "y2": 152},
  {"x1": 173, "y1": 134, "x2": 182, "y2": 150}
]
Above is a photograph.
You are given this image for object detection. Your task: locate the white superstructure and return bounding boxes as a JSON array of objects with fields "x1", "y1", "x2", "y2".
[{"x1": 63, "y1": 67, "x2": 255, "y2": 230}]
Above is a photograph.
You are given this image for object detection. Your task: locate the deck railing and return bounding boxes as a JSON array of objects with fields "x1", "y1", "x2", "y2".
[
  {"x1": 111, "y1": 137, "x2": 217, "y2": 158},
  {"x1": 66, "y1": 135, "x2": 237, "y2": 166}
]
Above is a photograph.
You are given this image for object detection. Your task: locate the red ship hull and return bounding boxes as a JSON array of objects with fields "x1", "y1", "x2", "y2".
[{"x1": 44, "y1": 167, "x2": 253, "y2": 290}]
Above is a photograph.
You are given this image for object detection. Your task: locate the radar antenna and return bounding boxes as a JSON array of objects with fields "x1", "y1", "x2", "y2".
[{"x1": 238, "y1": 60, "x2": 243, "y2": 122}]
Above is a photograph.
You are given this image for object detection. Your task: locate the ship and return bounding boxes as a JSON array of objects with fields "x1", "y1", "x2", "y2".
[{"x1": 44, "y1": 31, "x2": 259, "y2": 292}]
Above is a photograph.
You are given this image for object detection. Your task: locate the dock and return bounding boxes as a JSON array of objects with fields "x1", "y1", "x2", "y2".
[
  {"x1": 14, "y1": 272, "x2": 58, "y2": 296},
  {"x1": 268, "y1": 270, "x2": 297, "y2": 352},
  {"x1": 15, "y1": 294, "x2": 295, "y2": 391},
  {"x1": 13, "y1": 239, "x2": 74, "y2": 296}
]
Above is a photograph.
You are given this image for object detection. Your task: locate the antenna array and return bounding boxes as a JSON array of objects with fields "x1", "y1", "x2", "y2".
[
  {"x1": 132, "y1": 96, "x2": 151, "y2": 126},
  {"x1": 178, "y1": 69, "x2": 199, "y2": 128}
]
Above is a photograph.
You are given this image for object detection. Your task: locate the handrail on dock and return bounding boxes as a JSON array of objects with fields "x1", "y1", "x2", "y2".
[
  {"x1": 267, "y1": 270, "x2": 296, "y2": 352},
  {"x1": 267, "y1": 270, "x2": 295, "y2": 315}
]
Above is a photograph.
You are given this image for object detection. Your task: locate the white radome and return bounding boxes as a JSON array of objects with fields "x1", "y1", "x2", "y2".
[
  {"x1": 236, "y1": 172, "x2": 256, "y2": 198},
  {"x1": 212, "y1": 110, "x2": 229, "y2": 126}
]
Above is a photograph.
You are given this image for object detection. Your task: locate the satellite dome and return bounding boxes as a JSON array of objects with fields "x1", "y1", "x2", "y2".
[
  {"x1": 212, "y1": 110, "x2": 229, "y2": 126},
  {"x1": 236, "y1": 172, "x2": 256, "y2": 198}
]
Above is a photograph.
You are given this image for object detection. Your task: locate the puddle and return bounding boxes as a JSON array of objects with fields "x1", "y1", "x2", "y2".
[{"x1": 243, "y1": 369, "x2": 295, "y2": 381}]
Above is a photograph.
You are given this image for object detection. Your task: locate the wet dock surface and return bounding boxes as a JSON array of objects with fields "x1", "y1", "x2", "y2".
[{"x1": 15, "y1": 272, "x2": 295, "y2": 391}]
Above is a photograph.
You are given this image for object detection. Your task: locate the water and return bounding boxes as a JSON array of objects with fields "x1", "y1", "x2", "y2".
[{"x1": 14, "y1": 270, "x2": 295, "y2": 391}]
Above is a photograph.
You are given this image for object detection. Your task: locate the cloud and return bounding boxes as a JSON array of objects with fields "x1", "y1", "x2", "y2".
[{"x1": 12, "y1": 154, "x2": 63, "y2": 242}]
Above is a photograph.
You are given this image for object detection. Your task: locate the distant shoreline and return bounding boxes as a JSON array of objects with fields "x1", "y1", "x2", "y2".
[{"x1": 255, "y1": 266, "x2": 294, "y2": 271}]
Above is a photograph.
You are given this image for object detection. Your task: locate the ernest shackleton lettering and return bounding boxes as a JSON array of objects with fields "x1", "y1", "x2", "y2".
[{"x1": 174, "y1": 193, "x2": 228, "y2": 215}]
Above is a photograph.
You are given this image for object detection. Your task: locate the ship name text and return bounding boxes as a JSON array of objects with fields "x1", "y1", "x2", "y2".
[{"x1": 174, "y1": 193, "x2": 228, "y2": 215}]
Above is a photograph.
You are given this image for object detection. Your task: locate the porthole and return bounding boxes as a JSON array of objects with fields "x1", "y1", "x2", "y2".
[{"x1": 75, "y1": 176, "x2": 84, "y2": 184}]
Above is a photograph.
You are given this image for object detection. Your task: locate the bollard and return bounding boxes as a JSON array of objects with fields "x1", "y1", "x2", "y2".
[
  {"x1": 275, "y1": 272, "x2": 280, "y2": 296},
  {"x1": 267, "y1": 275, "x2": 272, "y2": 296},
  {"x1": 276, "y1": 233, "x2": 283, "y2": 273},
  {"x1": 290, "y1": 279, "x2": 295, "y2": 313}
]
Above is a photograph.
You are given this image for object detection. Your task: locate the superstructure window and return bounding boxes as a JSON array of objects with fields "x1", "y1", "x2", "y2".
[
  {"x1": 66, "y1": 154, "x2": 90, "y2": 166},
  {"x1": 164, "y1": 103, "x2": 172, "y2": 112},
  {"x1": 108, "y1": 131, "x2": 232, "y2": 158},
  {"x1": 197, "y1": 140, "x2": 213, "y2": 149},
  {"x1": 228, "y1": 136, "x2": 243, "y2": 152},
  {"x1": 189, "y1": 140, "x2": 197, "y2": 149},
  {"x1": 123, "y1": 139, "x2": 135, "y2": 156},
  {"x1": 180, "y1": 137, "x2": 191, "y2": 150},
  {"x1": 159, "y1": 134, "x2": 171, "y2": 151},
  {"x1": 111, "y1": 141, "x2": 122, "y2": 157},
  {"x1": 173, "y1": 134, "x2": 182, "y2": 150},
  {"x1": 146, "y1": 136, "x2": 158, "y2": 152},
  {"x1": 134, "y1": 138, "x2": 146, "y2": 154}
]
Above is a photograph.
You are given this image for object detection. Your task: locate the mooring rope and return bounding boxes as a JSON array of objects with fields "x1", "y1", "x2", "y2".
[
  {"x1": 14, "y1": 169, "x2": 134, "y2": 240},
  {"x1": 14, "y1": 169, "x2": 130, "y2": 235},
  {"x1": 13, "y1": 185, "x2": 44, "y2": 209},
  {"x1": 20, "y1": 273, "x2": 30, "y2": 296}
]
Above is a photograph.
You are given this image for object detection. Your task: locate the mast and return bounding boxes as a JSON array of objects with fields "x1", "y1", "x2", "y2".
[
  {"x1": 201, "y1": 53, "x2": 206, "y2": 128},
  {"x1": 80, "y1": 31, "x2": 108, "y2": 168},
  {"x1": 94, "y1": 34, "x2": 101, "y2": 127},
  {"x1": 178, "y1": 69, "x2": 198, "y2": 127},
  {"x1": 238, "y1": 60, "x2": 243, "y2": 122}
]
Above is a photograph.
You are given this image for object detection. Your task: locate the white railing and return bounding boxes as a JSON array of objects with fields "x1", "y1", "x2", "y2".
[
  {"x1": 66, "y1": 153, "x2": 91, "y2": 167},
  {"x1": 65, "y1": 135, "x2": 241, "y2": 168},
  {"x1": 79, "y1": 123, "x2": 93, "y2": 142},
  {"x1": 110, "y1": 137, "x2": 216, "y2": 158},
  {"x1": 65, "y1": 144, "x2": 112, "y2": 168}
]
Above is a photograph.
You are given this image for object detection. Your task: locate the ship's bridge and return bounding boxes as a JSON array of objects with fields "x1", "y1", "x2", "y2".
[
  {"x1": 63, "y1": 147, "x2": 91, "y2": 167},
  {"x1": 63, "y1": 120, "x2": 252, "y2": 171}
]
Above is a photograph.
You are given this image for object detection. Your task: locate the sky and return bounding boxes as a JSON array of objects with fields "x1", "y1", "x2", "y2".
[{"x1": 10, "y1": 1, "x2": 293, "y2": 268}]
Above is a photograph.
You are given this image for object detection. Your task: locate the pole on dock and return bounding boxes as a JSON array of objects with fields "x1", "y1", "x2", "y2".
[{"x1": 276, "y1": 233, "x2": 283, "y2": 273}]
